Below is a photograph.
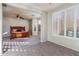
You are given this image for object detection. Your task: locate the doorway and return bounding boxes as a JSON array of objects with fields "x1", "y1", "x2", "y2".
[{"x1": 2, "y1": 3, "x2": 42, "y2": 54}]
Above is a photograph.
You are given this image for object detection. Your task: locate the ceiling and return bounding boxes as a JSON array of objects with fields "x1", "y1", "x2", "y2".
[
  {"x1": 3, "y1": 4, "x2": 33, "y2": 20},
  {"x1": 3, "y1": 3, "x2": 75, "y2": 20},
  {"x1": 14, "y1": 3, "x2": 64, "y2": 12}
]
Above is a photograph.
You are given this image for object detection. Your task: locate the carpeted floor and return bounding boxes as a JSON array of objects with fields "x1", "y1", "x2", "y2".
[{"x1": 2, "y1": 36, "x2": 79, "y2": 56}]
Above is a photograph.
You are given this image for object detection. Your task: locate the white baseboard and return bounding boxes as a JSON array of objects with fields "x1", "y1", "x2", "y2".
[{"x1": 48, "y1": 35, "x2": 79, "y2": 52}]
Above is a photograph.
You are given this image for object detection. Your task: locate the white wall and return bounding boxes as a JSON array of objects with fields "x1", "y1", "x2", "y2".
[
  {"x1": 3, "y1": 17, "x2": 29, "y2": 37},
  {"x1": 47, "y1": 12, "x2": 52, "y2": 42},
  {"x1": 47, "y1": 4, "x2": 79, "y2": 52},
  {"x1": 41, "y1": 12, "x2": 48, "y2": 42},
  {"x1": 31, "y1": 12, "x2": 48, "y2": 42},
  {"x1": 0, "y1": 3, "x2": 2, "y2": 55}
]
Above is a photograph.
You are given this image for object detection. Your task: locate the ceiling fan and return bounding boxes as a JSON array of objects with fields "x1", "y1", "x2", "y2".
[
  {"x1": 2, "y1": 3, "x2": 7, "y2": 7},
  {"x1": 16, "y1": 14, "x2": 24, "y2": 19}
]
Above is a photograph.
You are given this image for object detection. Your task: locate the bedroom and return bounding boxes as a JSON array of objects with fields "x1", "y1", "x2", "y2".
[
  {"x1": 1, "y1": 3, "x2": 79, "y2": 56},
  {"x1": 2, "y1": 3, "x2": 41, "y2": 53}
]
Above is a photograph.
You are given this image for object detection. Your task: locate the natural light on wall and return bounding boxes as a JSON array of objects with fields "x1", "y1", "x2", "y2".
[{"x1": 38, "y1": 19, "x2": 41, "y2": 24}]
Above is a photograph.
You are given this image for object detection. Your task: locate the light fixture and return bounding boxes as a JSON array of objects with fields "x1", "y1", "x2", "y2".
[
  {"x1": 2, "y1": 3, "x2": 7, "y2": 7},
  {"x1": 16, "y1": 14, "x2": 24, "y2": 19},
  {"x1": 48, "y1": 3, "x2": 52, "y2": 5}
]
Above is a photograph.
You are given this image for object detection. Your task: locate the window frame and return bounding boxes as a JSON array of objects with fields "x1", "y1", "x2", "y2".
[{"x1": 52, "y1": 4, "x2": 79, "y2": 40}]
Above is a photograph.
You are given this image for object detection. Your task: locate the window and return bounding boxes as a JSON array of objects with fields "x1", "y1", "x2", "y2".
[
  {"x1": 76, "y1": 6, "x2": 79, "y2": 38},
  {"x1": 52, "y1": 5, "x2": 79, "y2": 39},
  {"x1": 66, "y1": 8, "x2": 75, "y2": 37},
  {"x1": 52, "y1": 14, "x2": 58, "y2": 35},
  {"x1": 58, "y1": 12, "x2": 65, "y2": 35}
]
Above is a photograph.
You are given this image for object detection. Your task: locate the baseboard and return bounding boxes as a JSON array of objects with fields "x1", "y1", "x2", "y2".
[{"x1": 48, "y1": 40, "x2": 79, "y2": 52}]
